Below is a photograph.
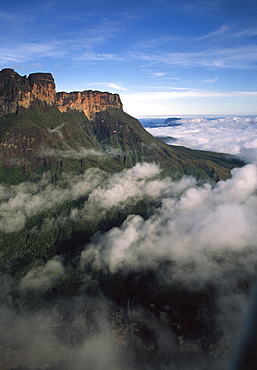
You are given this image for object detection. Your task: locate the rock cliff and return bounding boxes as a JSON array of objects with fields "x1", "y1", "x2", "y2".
[
  {"x1": 56, "y1": 90, "x2": 123, "y2": 120},
  {"x1": 0, "y1": 69, "x2": 123, "y2": 120},
  {"x1": 0, "y1": 68, "x2": 56, "y2": 115},
  {"x1": 0, "y1": 68, "x2": 244, "y2": 183}
]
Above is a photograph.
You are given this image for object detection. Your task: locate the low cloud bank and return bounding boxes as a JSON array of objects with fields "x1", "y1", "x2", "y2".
[
  {"x1": 40, "y1": 147, "x2": 121, "y2": 160},
  {"x1": 0, "y1": 297, "x2": 132, "y2": 370},
  {"x1": 19, "y1": 256, "x2": 64, "y2": 293},
  {"x1": 0, "y1": 167, "x2": 106, "y2": 232},
  {"x1": 81, "y1": 163, "x2": 257, "y2": 277},
  {"x1": 1, "y1": 146, "x2": 257, "y2": 367},
  {"x1": 145, "y1": 116, "x2": 257, "y2": 160},
  {"x1": 0, "y1": 163, "x2": 185, "y2": 233}
]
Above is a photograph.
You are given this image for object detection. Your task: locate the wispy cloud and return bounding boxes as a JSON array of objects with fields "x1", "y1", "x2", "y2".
[
  {"x1": 134, "y1": 25, "x2": 257, "y2": 51},
  {"x1": 134, "y1": 35, "x2": 175, "y2": 50},
  {"x1": 195, "y1": 25, "x2": 231, "y2": 40},
  {"x1": 0, "y1": 13, "x2": 126, "y2": 65},
  {"x1": 88, "y1": 82, "x2": 128, "y2": 91},
  {"x1": 131, "y1": 25, "x2": 257, "y2": 71},
  {"x1": 196, "y1": 25, "x2": 257, "y2": 41},
  {"x1": 203, "y1": 77, "x2": 218, "y2": 83},
  {"x1": 178, "y1": 0, "x2": 223, "y2": 16},
  {"x1": 74, "y1": 52, "x2": 124, "y2": 61},
  {"x1": 107, "y1": 82, "x2": 128, "y2": 91},
  {"x1": 131, "y1": 44, "x2": 257, "y2": 69},
  {"x1": 122, "y1": 89, "x2": 257, "y2": 102},
  {"x1": 0, "y1": 10, "x2": 18, "y2": 22},
  {"x1": 153, "y1": 72, "x2": 166, "y2": 77},
  {"x1": 0, "y1": 40, "x2": 122, "y2": 66},
  {"x1": 0, "y1": 41, "x2": 67, "y2": 65}
]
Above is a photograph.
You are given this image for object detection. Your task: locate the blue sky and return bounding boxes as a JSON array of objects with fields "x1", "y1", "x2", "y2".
[{"x1": 1, "y1": 0, "x2": 257, "y2": 116}]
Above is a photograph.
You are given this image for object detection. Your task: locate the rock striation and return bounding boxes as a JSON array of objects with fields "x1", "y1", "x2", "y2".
[
  {"x1": 0, "y1": 68, "x2": 123, "y2": 119},
  {"x1": 56, "y1": 90, "x2": 123, "y2": 120},
  {"x1": 0, "y1": 68, "x2": 56, "y2": 115}
]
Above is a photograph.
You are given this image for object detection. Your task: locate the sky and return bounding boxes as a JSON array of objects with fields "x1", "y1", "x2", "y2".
[{"x1": 0, "y1": 0, "x2": 257, "y2": 116}]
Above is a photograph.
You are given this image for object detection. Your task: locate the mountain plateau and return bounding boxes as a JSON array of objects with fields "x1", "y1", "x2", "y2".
[
  {"x1": 0, "y1": 69, "x2": 250, "y2": 369},
  {"x1": 0, "y1": 68, "x2": 244, "y2": 184}
]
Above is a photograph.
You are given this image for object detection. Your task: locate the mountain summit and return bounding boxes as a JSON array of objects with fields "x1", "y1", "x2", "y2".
[
  {"x1": 0, "y1": 68, "x2": 243, "y2": 183},
  {"x1": 0, "y1": 70, "x2": 250, "y2": 369},
  {"x1": 0, "y1": 68, "x2": 56, "y2": 115},
  {"x1": 0, "y1": 69, "x2": 122, "y2": 118}
]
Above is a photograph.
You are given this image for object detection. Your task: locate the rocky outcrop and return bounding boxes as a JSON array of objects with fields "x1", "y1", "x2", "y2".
[
  {"x1": 0, "y1": 68, "x2": 245, "y2": 183},
  {"x1": 0, "y1": 69, "x2": 123, "y2": 120},
  {"x1": 0, "y1": 69, "x2": 56, "y2": 115},
  {"x1": 56, "y1": 90, "x2": 123, "y2": 120}
]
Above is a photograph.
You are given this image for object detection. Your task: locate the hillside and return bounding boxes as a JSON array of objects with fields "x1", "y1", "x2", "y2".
[
  {"x1": 0, "y1": 69, "x2": 249, "y2": 370},
  {"x1": 0, "y1": 68, "x2": 244, "y2": 184}
]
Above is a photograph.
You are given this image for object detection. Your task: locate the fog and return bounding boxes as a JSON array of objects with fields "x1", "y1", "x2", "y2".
[
  {"x1": 40, "y1": 147, "x2": 121, "y2": 160},
  {"x1": 1, "y1": 116, "x2": 257, "y2": 369},
  {"x1": 81, "y1": 163, "x2": 257, "y2": 278},
  {"x1": 145, "y1": 116, "x2": 257, "y2": 162}
]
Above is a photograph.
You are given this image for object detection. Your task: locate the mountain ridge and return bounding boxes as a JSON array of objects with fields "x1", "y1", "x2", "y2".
[
  {"x1": 0, "y1": 69, "x2": 251, "y2": 369},
  {"x1": 0, "y1": 68, "x2": 244, "y2": 183}
]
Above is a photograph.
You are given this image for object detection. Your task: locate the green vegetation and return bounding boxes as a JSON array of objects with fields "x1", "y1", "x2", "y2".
[
  {"x1": 0, "y1": 192, "x2": 152, "y2": 286},
  {"x1": 0, "y1": 105, "x2": 245, "y2": 185},
  {"x1": 92, "y1": 109, "x2": 244, "y2": 181},
  {"x1": 0, "y1": 103, "x2": 245, "y2": 286}
]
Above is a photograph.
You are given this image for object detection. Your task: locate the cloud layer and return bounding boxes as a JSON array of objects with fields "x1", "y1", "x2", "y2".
[
  {"x1": 80, "y1": 163, "x2": 257, "y2": 279},
  {"x1": 1, "y1": 160, "x2": 256, "y2": 368},
  {"x1": 1, "y1": 116, "x2": 257, "y2": 368},
  {"x1": 145, "y1": 116, "x2": 257, "y2": 159}
]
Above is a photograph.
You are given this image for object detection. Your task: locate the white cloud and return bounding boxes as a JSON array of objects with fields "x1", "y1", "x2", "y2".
[
  {"x1": 153, "y1": 72, "x2": 166, "y2": 77},
  {"x1": 106, "y1": 82, "x2": 128, "y2": 91},
  {"x1": 74, "y1": 52, "x2": 123, "y2": 62},
  {"x1": 80, "y1": 163, "x2": 257, "y2": 290},
  {"x1": 203, "y1": 77, "x2": 218, "y2": 83},
  {"x1": 196, "y1": 25, "x2": 257, "y2": 41},
  {"x1": 87, "y1": 82, "x2": 128, "y2": 91},
  {"x1": 2, "y1": 114, "x2": 252, "y2": 235},
  {"x1": 0, "y1": 168, "x2": 106, "y2": 233},
  {"x1": 19, "y1": 257, "x2": 64, "y2": 292},
  {"x1": 40, "y1": 147, "x2": 117, "y2": 160},
  {"x1": 145, "y1": 116, "x2": 257, "y2": 155},
  {"x1": 131, "y1": 44, "x2": 257, "y2": 69},
  {"x1": 0, "y1": 41, "x2": 67, "y2": 64},
  {"x1": 121, "y1": 90, "x2": 257, "y2": 105}
]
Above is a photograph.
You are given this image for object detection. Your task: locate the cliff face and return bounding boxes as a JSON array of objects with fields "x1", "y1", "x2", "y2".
[
  {"x1": 0, "y1": 68, "x2": 244, "y2": 183},
  {"x1": 56, "y1": 90, "x2": 123, "y2": 120},
  {"x1": 0, "y1": 69, "x2": 123, "y2": 120},
  {"x1": 0, "y1": 69, "x2": 56, "y2": 115}
]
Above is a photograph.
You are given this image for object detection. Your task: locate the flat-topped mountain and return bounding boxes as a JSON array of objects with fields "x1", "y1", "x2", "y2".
[
  {"x1": 0, "y1": 68, "x2": 56, "y2": 116},
  {"x1": 57, "y1": 90, "x2": 123, "y2": 120},
  {"x1": 0, "y1": 68, "x2": 122, "y2": 118},
  {"x1": 0, "y1": 68, "x2": 244, "y2": 183},
  {"x1": 0, "y1": 69, "x2": 250, "y2": 369}
]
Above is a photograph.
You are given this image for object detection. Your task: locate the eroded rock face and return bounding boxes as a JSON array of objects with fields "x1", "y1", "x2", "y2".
[
  {"x1": 56, "y1": 90, "x2": 123, "y2": 120},
  {"x1": 0, "y1": 69, "x2": 123, "y2": 120},
  {"x1": 0, "y1": 69, "x2": 56, "y2": 115}
]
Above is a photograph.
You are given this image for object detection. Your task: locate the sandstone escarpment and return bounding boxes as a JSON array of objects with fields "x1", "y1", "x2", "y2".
[
  {"x1": 56, "y1": 90, "x2": 123, "y2": 120},
  {"x1": 0, "y1": 69, "x2": 56, "y2": 116},
  {"x1": 0, "y1": 69, "x2": 123, "y2": 120},
  {"x1": 0, "y1": 68, "x2": 244, "y2": 183}
]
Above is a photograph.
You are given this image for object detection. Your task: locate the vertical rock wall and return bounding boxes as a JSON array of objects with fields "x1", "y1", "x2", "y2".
[
  {"x1": 0, "y1": 69, "x2": 56, "y2": 116},
  {"x1": 56, "y1": 90, "x2": 123, "y2": 120},
  {"x1": 0, "y1": 69, "x2": 123, "y2": 120}
]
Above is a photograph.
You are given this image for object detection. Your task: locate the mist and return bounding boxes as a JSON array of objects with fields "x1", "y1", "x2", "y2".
[
  {"x1": 1, "y1": 116, "x2": 257, "y2": 369},
  {"x1": 145, "y1": 116, "x2": 257, "y2": 160}
]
